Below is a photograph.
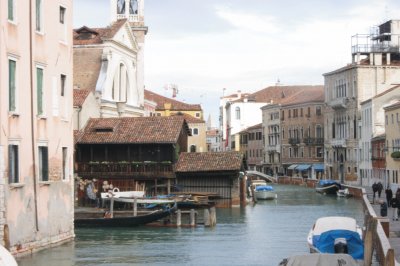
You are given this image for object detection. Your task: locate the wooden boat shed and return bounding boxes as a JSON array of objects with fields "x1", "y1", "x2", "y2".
[
  {"x1": 74, "y1": 116, "x2": 191, "y2": 205},
  {"x1": 175, "y1": 151, "x2": 245, "y2": 207}
]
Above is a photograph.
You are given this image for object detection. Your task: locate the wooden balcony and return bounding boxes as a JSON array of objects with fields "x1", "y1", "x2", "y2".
[{"x1": 76, "y1": 161, "x2": 175, "y2": 179}]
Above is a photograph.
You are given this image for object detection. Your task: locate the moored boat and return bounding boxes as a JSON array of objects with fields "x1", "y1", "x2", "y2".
[
  {"x1": 254, "y1": 185, "x2": 277, "y2": 200},
  {"x1": 75, "y1": 203, "x2": 177, "y2": 228},
  {"x1": 315, "y1": 180, "x2": 341, "y2": 195},
  {"x1": 337, "y1": 188, "x2": 352, "y2": 197},
  {"x1": 307, "y1": 216, "x2": 364, "y2": 261},
  {"x1": 279, "y1": 253, "x2": 358, "y2": 266}
]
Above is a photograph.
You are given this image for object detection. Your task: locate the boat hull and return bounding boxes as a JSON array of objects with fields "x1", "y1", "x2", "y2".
[
  {"x1": 254, "y1": 190, "x2": 277, "y2": 200},
  {"x1": 75, "y1": 205, "x2": 177, "y2": 228},
  {"x1": 316, "y1": 184, "x2": 340, "y2": 195}
]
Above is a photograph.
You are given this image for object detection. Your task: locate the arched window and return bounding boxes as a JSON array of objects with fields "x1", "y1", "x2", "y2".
[
  {"x1": 235, "y1": 107, "x2": 240, "y2": 120},
  {"x1": 190, "y1": 145, "x2": 196, "y2": 152}
]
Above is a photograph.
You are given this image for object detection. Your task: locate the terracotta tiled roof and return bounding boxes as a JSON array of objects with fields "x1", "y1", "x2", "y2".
[
  {"x1": 280, "y1": 86, "x2": 324, "y2": 106},
  {"x1": 76, "y1": 116, "x2": 190, "y2": 144},
  {"x1": 171, "y1": 113, "x2": 204, "y2": 123},
  {"x1": 232, "y1": 85, "x2": 321, "y2": 104},
  {"x1": 73, "y1": 89, "x2": 91, "y2": 107},
  {"x1": 175, "y1": 152, "x2": 243, "y2": 172},
  {"x1": 73, "y1": 19, "x2": 127, "y2": 45},
  {"x1": 144, "y1": 89, "x2": 202, "y2": 111},
  {"x1": 206, "y1": 129, "x2": 220, "y2": 137}
]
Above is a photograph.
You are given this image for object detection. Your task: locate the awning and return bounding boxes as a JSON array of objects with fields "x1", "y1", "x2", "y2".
[
  {"x1": 296, "y1": 164, "x2": 311, "y2": 171},
  {"x1": 288, "y1": 164, "x2": 298, "y2": 170},
  {"x1": 313, "y1": 164, "x2": 324, "y2": 172}
]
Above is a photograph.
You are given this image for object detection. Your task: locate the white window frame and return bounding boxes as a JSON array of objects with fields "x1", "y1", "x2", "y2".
[
  {"x1": 36, "y1": 64, "x2": 46, "y2": 117},
  {"x1": 8, "y1": 0, "x2": 17, "y2": 23},
  {"x1": 193, "y1": 128, "x2": 199, "y2": 135},
  {"x1": 35, "y1": 0, "x2": 44, "y2": 33},
  {"x1": 38, "y1": 143, "x2": 49, "y2": 182},
  {"x1": 8, "y1": 140, "x2": 20, "y2": 184}
]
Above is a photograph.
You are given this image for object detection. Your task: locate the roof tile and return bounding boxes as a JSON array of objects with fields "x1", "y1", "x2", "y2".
[{"x1": 175, "y1": 151, "x2": 243, "y2": 172}]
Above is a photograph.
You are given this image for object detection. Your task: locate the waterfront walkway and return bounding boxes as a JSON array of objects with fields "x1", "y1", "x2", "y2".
[{"x1": 369, "y1": 189, "x2": 400, "y2": 263}]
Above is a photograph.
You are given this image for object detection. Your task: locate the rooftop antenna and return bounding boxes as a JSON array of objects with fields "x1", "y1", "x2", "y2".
[{"x1": 164, "y1": 83, "x2": 179, "y2": 98}]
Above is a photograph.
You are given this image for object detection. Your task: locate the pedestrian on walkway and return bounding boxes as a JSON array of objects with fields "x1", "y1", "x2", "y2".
[
  {"x1": 396, "y1": 188, "x2": 400, "y2": 220},
  {"x1": 391, "y1": 196, "x2": 398, "y2": 220},
  {"x1": 372, "y1": 182, "x2": 378, "y2": 203},
  {"x1": 377, "y1": 182, "x2": 383, "y2": 198},
  {"x1": 386, "y1": 186, "x2": 393, "y2": 207}
]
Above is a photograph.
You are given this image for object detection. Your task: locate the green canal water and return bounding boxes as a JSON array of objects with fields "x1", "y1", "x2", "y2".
[{"x1": 17, "y1": 184, "x2": 369, "y2": 266}]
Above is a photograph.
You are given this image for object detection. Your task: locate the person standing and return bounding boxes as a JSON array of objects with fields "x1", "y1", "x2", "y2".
[
  {"x1": 396, "y1": 188, "x2": 400, "y2": 220},
  {"x1": 386, "y1": 186, "x2": 393, "y2": 207},
  {"x1": 377, "y1": 182, "x2": 383, "y2": 198},
  {"x1": 391, "y1": 196, "x2": 398, "y2": 221},
  {"x1": 372, "y1": 182, "x2": 378, "y2": 203}
]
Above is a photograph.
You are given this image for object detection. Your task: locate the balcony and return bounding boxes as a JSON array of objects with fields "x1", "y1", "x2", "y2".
[
  {"x1": 266, "y1": 144, "x2": 280, "y2": 152},
  {"x1": 76, "y1": 161, "x2": 174, "y2": 179},
  {"x1": 328, "y1": 97, "x2": 348, "y2": 109},
  {"x1": 288, "y1": 138, "x2": 300, "y2": 145},
  {"x1": 331, "y1": 139, "x2": 346, "y2": 148}
]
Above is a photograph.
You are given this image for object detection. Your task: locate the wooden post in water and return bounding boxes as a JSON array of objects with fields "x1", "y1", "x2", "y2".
[
  {"x1": 251, "y1": 186, "x2": 257, "y2": 203},
  {"x1": 133, "y1": 198, "x2": 137, "y2": 217},
  {"x1": 210, "y1": 207, "x2": 216, "y2": 227},
  {"x1": 110, "y1": 197, "x2": 114, "y2": 218},
  {"x1": 204, "y1": 208, "x2": 210, "y2": 227},
  {"x1": 190, "y1": 209, "x2": 196, "y2": 227},
  {"x1": 176, "y1": 209, "x2": 181, "y2": 227},
  {"x1": 386, "y1": 248, "x2": 395, "y2": 266},
  {"x1": 364, "y1": 217, "x2": 377, "y2": 266}
]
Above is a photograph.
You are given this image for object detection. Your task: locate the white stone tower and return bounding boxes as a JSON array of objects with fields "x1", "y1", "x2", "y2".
[{"x1": 110, "y1": 0, "x2": 147, "y2": 107}]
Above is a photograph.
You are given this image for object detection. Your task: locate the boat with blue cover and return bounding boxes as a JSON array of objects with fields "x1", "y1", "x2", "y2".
[
  {"x1": 253, "y1": 182, "x2": 277, "y2": 200},
  {"x1": 315, "y1": 180, "x2": 341, "y2": 195},
  {"x1": 307, "y1": 216, "x2": 364, "y2": 262}
]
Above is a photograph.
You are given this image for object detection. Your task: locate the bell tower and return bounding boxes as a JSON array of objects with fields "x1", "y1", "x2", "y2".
[{"x1": 110, "y1": 0, "x2": 147, "y2": 107}]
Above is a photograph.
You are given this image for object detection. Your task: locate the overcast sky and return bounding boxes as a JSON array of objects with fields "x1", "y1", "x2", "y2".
[{"x1": 74, "y1": 0, "x2": 400, "y2": 127}]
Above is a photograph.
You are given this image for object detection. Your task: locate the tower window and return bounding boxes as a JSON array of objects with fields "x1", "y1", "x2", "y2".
[{"x1": 59, "y1": 6, "x2": 66, "y2": 24}]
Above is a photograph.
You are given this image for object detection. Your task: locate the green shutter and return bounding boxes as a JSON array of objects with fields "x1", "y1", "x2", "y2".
[
  {"x1": 37, "y1": 68, "x2": 43, "y2": 115},
  {"x1": 8, "y1": 0, "x2": 13, "y2": 20},
  {"x1": 36, "y1": 0, "x2": 41, "y2": 31},
  {"x1": 9, "y1": 60, "x2": 16, "y2": 111}
]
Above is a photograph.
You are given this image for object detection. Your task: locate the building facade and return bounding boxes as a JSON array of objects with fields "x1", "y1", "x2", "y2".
[
  {"x1": 324, "y1": 20, "x2": 400, "y2": 185},
  {"x1": 0, "y1": 0, "x2": 74, "y2": 254},
  {"x1": 384, "y1": 101, "x2": 400, "y2": 187}
]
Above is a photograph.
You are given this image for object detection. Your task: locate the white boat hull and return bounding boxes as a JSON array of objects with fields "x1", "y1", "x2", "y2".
[{"x1": 255, "y1": 190, "x2": 277, "y2": 200}]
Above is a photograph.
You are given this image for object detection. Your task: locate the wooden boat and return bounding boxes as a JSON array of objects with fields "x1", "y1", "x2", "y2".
[
  {"x1": 307, "y1": 216, "x2": 364, "y2": 262},
  {"x1": 75, "y1": 203, "x2": 177, "y2": 228},
  {"x1": 279, "y1": 253, "x2": 358, "y2": 266},
  {"x1": 315, "y1": 180, "x2": 341, "y2": 195}
]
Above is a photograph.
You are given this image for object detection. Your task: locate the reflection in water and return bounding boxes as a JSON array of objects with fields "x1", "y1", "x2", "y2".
[{"x1": 17, "y1": 185, "x2": 369, "y2": 266}]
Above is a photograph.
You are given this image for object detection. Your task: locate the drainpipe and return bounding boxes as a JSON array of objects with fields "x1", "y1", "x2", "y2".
[{"x1": 29, "y1": 0, "x2": 39, "y2": 231}]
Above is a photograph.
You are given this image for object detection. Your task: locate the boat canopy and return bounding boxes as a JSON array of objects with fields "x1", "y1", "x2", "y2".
[
  {"x1": 313, "y1": 163, "x2": 324, "y2": 171},
  {"x1": 313, "y1": 229, "x2": 364, "y2": 260},
  {"x1": 313, "y1": 216, "x2": 358, "y2": 235},
  {"x1": 296, "y1": 164, "x2": 311, "y2": 171},
  {"x1": 255, "y1": 185, "x2": 274, "y2": 191},
  {"x1": 318, "y1": 180, "x2": 339, "y2": 186},
  {"x1": 288, "y1": 164, "x2": 298, "y2": 170}
]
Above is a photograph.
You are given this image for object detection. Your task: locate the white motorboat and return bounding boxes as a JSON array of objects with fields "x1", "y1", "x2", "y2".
[
  {"x1": 337, "y1": 188, "x2": 352, "y2": 197},
  {"x1": 249, "y1": 180, "x2": 277, "y2": 200},
  {"x1": 307, "y1": 216, "x2": 364, "y2": 261}
]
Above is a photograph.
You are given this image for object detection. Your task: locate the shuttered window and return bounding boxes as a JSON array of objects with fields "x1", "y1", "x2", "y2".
[
  {"x1": 36, "y1": 0, "x2": 42, "y2": 31},
  {"x1": 8, "y1": 145, "x2": 19, "y2": 183},
  {"x1": 8, "y1": 59, "x2": 16, "y2": 112},
  {"x1": 60, "y1": 74, "x2": 66, "y2": 96},
  {"x1": 62, "y1": 147, "x2": 67, "y2": 180},
  {"x1": 8, "y1": 0, "x2": 14, "y2": 21},
  {"x1": 37, "y1": 67, "x2": 43, "y2": 115},
  {"x1": 39, "y1": 146, "x2": 49, "y2": 181}
]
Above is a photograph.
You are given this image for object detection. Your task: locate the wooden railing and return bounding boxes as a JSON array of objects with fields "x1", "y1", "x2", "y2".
[{"x1": 76, "y1": 162, "x2": 174, "y2": 178}]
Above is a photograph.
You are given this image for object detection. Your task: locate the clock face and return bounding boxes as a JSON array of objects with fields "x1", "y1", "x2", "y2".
[
  {"x1": 129, "y1": 0, "x2": 138, "y2": 14},
  {"x1": 117, "y1": 0, "x2": 125, "y2": 14}
]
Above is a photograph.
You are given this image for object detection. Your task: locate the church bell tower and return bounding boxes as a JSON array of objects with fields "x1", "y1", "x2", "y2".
[{"x1": 110, "y1": 0, "x2": 147, "y2": 108}]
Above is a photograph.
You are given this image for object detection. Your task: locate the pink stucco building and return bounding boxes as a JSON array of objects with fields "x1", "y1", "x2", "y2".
[{"x1": 0, "y1": 0, "x2": 74, "y2": 255}]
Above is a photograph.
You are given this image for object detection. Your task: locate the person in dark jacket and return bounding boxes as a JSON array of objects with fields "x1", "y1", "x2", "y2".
[
  {"x1": 372, "y1": 182, "x2": 378, "y2": 203},
  {"x1": 377, "y1": 182, "x2": 383, "y2": 198},
  {"x1": 386, "y1": 186, "x2": 393, "y2": 207},
  {"x1": 391, "y1": 196, "x2": 398, "y2": 220}
]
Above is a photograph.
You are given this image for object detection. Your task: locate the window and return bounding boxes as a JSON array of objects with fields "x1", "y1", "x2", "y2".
[
  {"x1": 62, "y1": 147, "x2": 67, "y2": 180},
  {"x1": 193, "y1": 128, "x2": 199, "y2": 135},
  {"x1": 316, "y1": 106, "x2": 322, "y2": 116},
  {"x1": 36, "y1": 0, "x2": 42, "y2": 32},
  {"x1": 8, "y1": 0, "x2": 15, "y2": 21},
  {"x1": 316, "y1": 147, "x2": 323, "y2": 158},
  {"x1": 8, "y1": 144, "x2": 19, "y2": 183},
  {"x1": 129, "y1": 0, "x2": 138, "y2": 14},
  {"x1": 117, "y1": 0, "x2": 126, "y2": 14},
  {"x1": 36, "y1": 67, "x2": 44, "y2": 115},
  {"x1": 59, "y1": 6, "x2": 66, "y2": 24},
  {"x1": 235, "y1": 107, "x2": 240, "y2": 120},
  {"x1": 39, "y1": 146, "x2": 49, "y2": 181},
  {"x1": 195, "y1": 113, "x2": 200, "y2": 118},
  {"x1": 60, "y1": 74, "x2": 66, "y2": 96},
  {"x1": 190, "y1": 145, "x2": 196, "y2": 152},
  {"x1": 8, "y1": 59, "x2": 16, "y2": 112}
]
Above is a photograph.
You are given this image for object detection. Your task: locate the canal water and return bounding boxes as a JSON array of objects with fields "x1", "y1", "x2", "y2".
[{"x1": 17, "y1": 184, "x2": 368, "y2": 266}]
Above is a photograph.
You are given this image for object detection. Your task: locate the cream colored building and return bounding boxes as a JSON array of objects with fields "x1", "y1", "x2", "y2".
[
  {"x1": 324, "y1": 20, "x2": 400, "y2": 185},
  {"x1": 384, "y1": 101, "x2": 400, "y2": 186},
  {"x1": 0, "y1": 0, "x2": 74, "y2": 255}
]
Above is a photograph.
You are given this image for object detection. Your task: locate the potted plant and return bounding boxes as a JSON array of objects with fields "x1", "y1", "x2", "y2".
[{"x1": 391, "y1": 151, "x2": 400, "y2": 160}]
